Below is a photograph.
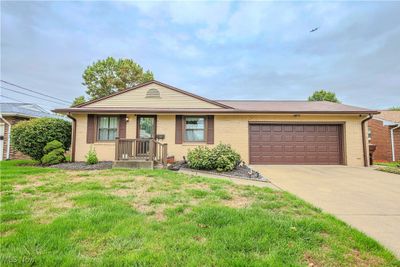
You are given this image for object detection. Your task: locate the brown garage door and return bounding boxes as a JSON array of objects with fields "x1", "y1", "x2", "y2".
[{"x1": 249, "y1": 124, "x2": 343, "y2": 165}]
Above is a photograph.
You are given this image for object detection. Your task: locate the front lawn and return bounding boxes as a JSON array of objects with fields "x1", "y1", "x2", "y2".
[
  {"x1": 1, "y1": 160, "x2": 398, "y2": 266},
  {"x1": 375, "y1": 161, "x2": 400, "y2": 175}
]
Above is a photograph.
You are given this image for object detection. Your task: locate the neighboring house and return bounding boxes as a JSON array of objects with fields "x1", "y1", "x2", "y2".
[
  {"x1": 0, "y1": 103, "x2": 67, "y2": 160},
  {"x1": 368, "y1": 111, "x2": 400, "y2": 162},
  {"x1": 54, "y1": 80, "x2": 378, "y2": 167}
]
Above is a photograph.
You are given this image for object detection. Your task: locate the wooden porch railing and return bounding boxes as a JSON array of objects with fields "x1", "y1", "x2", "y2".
[{"x1": 115, "y1": 138, "x2": 168, "y2": 166}]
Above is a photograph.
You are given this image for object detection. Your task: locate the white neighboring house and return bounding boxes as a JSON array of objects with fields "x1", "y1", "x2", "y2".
[{"x1": 0, "y1": 103, "x2": 68, "y2": 160}]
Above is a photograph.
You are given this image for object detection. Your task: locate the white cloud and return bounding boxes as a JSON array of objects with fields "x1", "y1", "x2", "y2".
[{"x1": 153, "y1": 33, "x2": 203, "y2": 59}]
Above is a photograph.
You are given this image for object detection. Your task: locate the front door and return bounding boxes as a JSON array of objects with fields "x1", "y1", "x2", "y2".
[
  {"x1": 136, "y1": 116, "x2": 156, "y2": 156},
  {"x1": 137, "y1": 116, "x2": 156, "y2": 139}
]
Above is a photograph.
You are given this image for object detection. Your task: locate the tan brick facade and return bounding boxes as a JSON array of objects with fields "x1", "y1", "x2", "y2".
[
  {"x1": 368, "y1": 119, "x2": 400, "y2": 162},
  {"x1": 55, "y1": 81, "x2": 377, "y2": 167},
  {"x1": 0, "y1": 116, "x2": 31, "y2": 160},
  {"x1": 72, "y1": 113, "x2": 367, "y2": 167}
]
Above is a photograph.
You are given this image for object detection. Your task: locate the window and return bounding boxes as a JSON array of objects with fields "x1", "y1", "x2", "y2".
[
  {"x1": 98, "y1": 116, "x2": 118, "y2": 141},
  {"x1": 184, "y1": 116, "x2": 205, "y2": 142},
  {"x1": 368, "y1": 127, "x2": 372, "y2": 143}
]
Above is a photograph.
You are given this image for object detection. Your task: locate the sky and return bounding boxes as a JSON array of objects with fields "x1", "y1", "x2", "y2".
[{"x1": 1, "y1": 1, "x2": 399, "y2": 111}]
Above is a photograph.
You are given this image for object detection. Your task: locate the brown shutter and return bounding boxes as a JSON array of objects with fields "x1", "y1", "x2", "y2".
[
  {"x1": 118, "y1": 115, "x2": 126, "y2": 139},
  {"x1": 207, "y1": 115, "x2": 214, "y2": 144},
  {"x1": 175, "y1": 115, "x2": 183, "y2": 144},
  {"x1": 87, "y1": 114, "x2": 95, "y2": 144}
]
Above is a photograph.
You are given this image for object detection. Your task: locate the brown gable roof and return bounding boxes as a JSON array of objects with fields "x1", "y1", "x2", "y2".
[
  {"x1": 216, "y1": 100, "x2": 379, "y2": 114},
  {"x1": 55, "y1": 81, "x2": 379, "y2": 115},
  {"x1": 374, "y1": 110, "x2": 400, "y2": 123},
  {"x1": 74, "y1": 80, "x2": 232, "y2": 109}
]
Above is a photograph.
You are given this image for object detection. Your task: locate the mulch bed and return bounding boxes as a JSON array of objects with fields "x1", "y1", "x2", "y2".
[
  {"x1": 50, "y1": 161, "x2": 113, "y2": 170},
  {"x1": 170, "y1": 161, "x2": 268, "y2": 182}
]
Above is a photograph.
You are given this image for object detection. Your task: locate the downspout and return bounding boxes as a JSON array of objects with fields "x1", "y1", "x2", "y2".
[
  {"x1": 66, "y1": 114, "x2": 76, "y2": 162},
  {"x1": 361, "y1": 114, "x2": 373, "y2": 167},
  {"x1": 0, "y1": 115, "x2": 11, "y2": 160},
  {"x1": 390, "y1": 124, "x2": 400, "y2": 161}
]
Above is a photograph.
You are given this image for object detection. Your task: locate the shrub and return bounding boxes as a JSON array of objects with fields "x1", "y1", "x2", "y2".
[
  {"x1": 86, "y1": 147, "x2": 98, "y2": 165},
  {"x1": 210, "y1": 144, "x2": 241, "y2": 172},
  {"x1": 187, "y1": 146, "x2": 214, "y2": 170},
  {"x1": 11, "y1": 118, "x2": 71, "y2": 160},
  {"x1": 41, "y1": 150, "x2": 65, "y2": 165},
  {"x1": 41, "y1": 141, "x2": 65, "y2": 165},
  {"x1": 43, "y1": 140, "x2": 63, "y2": 154},
  {"x1": 187, "y1": 143, "x2": 241, "y2": 172}
]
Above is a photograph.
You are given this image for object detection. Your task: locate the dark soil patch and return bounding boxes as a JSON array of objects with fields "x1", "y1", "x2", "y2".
[{"x1": 50, "y1": 161, "x2": 113, "y2": 170}]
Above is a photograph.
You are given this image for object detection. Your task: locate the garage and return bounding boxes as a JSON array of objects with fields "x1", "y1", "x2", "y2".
[{"x1": 249, "y1": 123, "x2": 343, "y2": 165}]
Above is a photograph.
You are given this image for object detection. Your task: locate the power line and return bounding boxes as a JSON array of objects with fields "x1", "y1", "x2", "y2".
[
  {"x1": 1, "y1": 86, "x2": 67, "y2": 106},
  {"x1": 1, "y1": 80, "x2": 71, "y2": 104}
]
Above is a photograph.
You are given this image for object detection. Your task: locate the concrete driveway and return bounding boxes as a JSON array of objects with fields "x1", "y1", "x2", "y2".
[{"x1": 252, "y1": 165, "x2": 400, "y2": 258}]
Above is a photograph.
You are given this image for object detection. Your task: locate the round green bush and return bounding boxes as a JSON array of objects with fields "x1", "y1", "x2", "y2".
[
  {"x1": 187, "y1": 143, "x2": 241, "y2": 172},
  {"x1": 187, "y1": 146, "x2": 214, "y2": 170},
  {"x1": 41, "y1": 150, "x2": 65, "y2": 165},
  {"x1": 43, "y1": 140, "x2": 63, "y2": 154},
  {"x1": 211, "y1": 144, "x2": 241, "y2": 172},
  {"x1": 11, "y1": 118, "x2": 71, "y2": 160},
  {"x1": 41, "y1": 142, "x2": 66, "y2": 165}
]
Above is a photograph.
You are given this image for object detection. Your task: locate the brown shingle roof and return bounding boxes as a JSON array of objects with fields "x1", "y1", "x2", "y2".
[
  {"x1": 374, "y1": 110, "x2": 400, "y2": 123},
  {"x1": 215, "y1": 100, "x2": 378, "y2": 114},
  {"x1": 54, "y1": 80, "x2": 379, "y2": 115}
]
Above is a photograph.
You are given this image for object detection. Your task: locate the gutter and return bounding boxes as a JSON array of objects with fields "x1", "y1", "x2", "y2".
[
  {"x1": 0, "y1": 115, "x2": 11, "y2": 160},
  {"x1": 53, "y1": 108, "x2": 380, "y2": 115},
  {"x1": 390, "y1": 124, "x2": 400, "y2": 161},
  {"x1": 66, "y1": 114, "x2": 76, "y2": 162},
  {"x1": 361, "y1": 114, "x2": 373, "y2": 167}
]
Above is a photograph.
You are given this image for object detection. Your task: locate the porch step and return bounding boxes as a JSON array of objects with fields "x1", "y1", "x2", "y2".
[{"x1": 113, "y1": 160, "x2": 154, "y2": 169}]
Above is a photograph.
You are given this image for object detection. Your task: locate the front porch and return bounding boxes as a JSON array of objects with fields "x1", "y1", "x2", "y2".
[{"x1": 112, "y1": 138, "x2": 168, "y2": 169}]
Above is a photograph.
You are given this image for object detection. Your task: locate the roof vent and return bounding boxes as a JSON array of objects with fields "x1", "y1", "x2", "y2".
[{"x1": 145, "y1": 88, "x2": 161, "y2": 98}]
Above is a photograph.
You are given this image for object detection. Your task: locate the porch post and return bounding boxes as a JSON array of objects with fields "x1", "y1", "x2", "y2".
[
  {"x1": 162, "y1": 144, "x2": 168, "y2": 167},
  {"x1": 148, "y1": 139, "x2": 154, "y2": 161},
  {"x1": 115, "y1": 137, "x2": 119, "y2": 160}
]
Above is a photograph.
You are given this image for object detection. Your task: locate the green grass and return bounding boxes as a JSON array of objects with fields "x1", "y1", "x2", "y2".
[
  {"x1": 1, "y1": 160, "x2": 399, "y2": 266},
  {"x1": 375, "y1": 161, "x2": 400, "y2": 168},
  {"x1": 375, "y1": 161, "x2": 400, "y2": 175}
]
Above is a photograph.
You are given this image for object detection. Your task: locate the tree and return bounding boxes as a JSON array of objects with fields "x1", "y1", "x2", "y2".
[
  {"x1": 82, "y1": 57, "x2": 154, "y2": 99},
  {"x1": 308, "y1": 90, "x2": 340, "y2": 103},
  {"x1": 388, "y1": 106, "x2": 400, "y2": 111},
  {"x1": 11, "y1": 118, "x2": 71, "y2": 161},
  {"x1": 71, "y1": 96, "x2": 86, "y2": 107}
]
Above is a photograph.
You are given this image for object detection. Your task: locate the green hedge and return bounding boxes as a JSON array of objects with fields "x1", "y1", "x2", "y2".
[
  {"x1": 41, "y1": 141, "x2": 65, "y2": 165},
  {"x1": 187, "y1": 143, "x2": 241, "y2": 172},
  {"x1": 11, "y1": 118, "x2": 71, "y2": 160}
]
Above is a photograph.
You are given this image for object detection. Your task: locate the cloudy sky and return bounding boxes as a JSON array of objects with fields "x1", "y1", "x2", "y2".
[{"x1": 1, "y1": 1, "x2": 399, "y2": 110}]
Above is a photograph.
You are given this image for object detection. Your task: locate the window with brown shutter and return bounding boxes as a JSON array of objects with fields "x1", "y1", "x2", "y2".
[
  {"x1": 184, "y1": 116, "x2": 206, "y2": 142},
  {"x1": 97, "y1": 116, "x2": 118, "y2": 141}
]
